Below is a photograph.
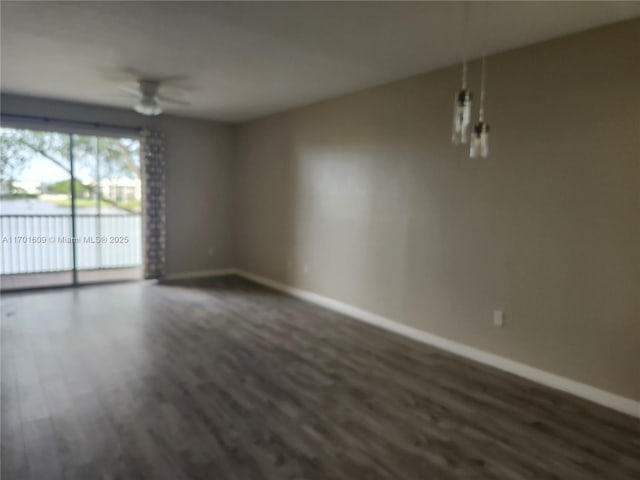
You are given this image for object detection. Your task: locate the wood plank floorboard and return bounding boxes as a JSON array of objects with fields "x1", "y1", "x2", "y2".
[{"x1": 1, "y1": 275, "x2": 639, "y2": 479}]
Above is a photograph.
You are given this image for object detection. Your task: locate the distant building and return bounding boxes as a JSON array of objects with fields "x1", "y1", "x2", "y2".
[
  {"x1": 98, "y1": 178, "x2": 142, "y2": 202},
  {"x1": 75, "y1": 177, "x2": 141, "y2": 202}
]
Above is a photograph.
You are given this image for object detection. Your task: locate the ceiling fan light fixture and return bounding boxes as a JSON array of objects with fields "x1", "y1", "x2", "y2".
[{"x1": 134, "y1": 97, "x2": 162, "y2": 116}]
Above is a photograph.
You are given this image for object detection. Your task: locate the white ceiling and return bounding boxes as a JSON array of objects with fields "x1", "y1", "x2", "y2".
[{"x1": 2, "y1": 1, "x2": 639, "y2": 122}]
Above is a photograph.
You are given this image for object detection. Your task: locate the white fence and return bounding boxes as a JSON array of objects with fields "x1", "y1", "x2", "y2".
[{"x1": 0, "y1": 214, "x2": 142, "y2": 274}]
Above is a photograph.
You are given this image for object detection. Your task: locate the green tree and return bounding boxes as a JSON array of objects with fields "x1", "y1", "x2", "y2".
[
  {"x1": 1, "y1": 127, "x2": 140, "y2": 212},
  {"x1": 1, "y1": 128, "x2": 70, "y2": 183},
  {"x1": 47, "y1": 179, "x2": 92, "y2": 197}
]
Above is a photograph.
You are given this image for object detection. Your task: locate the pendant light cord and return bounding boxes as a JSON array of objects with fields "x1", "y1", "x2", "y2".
[
  {"x1": 461, "y1": 2, "x2": 470, "y2": 89},
  {"x1": 478, "y1": 2, "x2": 488, "y2": 122},
  {"x1": 479, "y1": 56, "x2": 486, "y2": 122}
]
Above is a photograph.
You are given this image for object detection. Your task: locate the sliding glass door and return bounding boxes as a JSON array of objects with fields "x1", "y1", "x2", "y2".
[
  {"x1": 0, "y1": 126, "x2": 142, "y2": 290},
  {"x1": 0, "y1": 128, "x2": 74, "y2": 288},
  {"x1": 72, "y1": 134, "x2": 142, "y2": 284}
]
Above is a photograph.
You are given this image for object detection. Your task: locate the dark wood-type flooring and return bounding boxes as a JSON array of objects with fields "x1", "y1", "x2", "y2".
[{"x1": 2, "y1": 276, "x2": 639, "y2": 479}]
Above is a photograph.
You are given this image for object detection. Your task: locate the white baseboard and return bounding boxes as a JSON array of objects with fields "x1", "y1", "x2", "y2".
[
  {"x1": 163, "y1": 268, "x2": 236, "y2": 281},
  {"x1": 235, "y1": 269, "x2": 640, "y2": 418}
]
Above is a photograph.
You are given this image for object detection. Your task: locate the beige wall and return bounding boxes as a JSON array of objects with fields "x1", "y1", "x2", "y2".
[
  {"x1": 233, "y1": 19, "x2": 640, "y2": 400},
  {"x1": 1, "y1": 94, "x2": 235, "y2": 275}
]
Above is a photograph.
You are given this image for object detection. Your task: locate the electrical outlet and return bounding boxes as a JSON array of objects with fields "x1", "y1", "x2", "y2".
[
  {"x1": 493, "y1": 310, "x2": 505, "y2": 327},
  {"x1": 303, "y1": 264, "x2": 309, "y2": 274}
]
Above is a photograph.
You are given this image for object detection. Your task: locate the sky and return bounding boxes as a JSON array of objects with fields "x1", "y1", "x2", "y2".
[{"x1": 19, "y1": 156, "x2": 71, "y2": 185}]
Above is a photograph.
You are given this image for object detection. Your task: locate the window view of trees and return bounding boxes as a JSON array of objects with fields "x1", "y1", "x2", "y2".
[{"x1": 0, "y1": 127, "x2": 141, "y2": 214}]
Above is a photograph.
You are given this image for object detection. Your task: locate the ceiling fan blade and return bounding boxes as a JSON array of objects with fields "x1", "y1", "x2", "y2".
[
  {"x1": 106, "y1": 70, "x2": 189, "y2": 86},
  {"x1": 155, "y1": 74, "x2": 190, "y2": 86},
  {"x1": 105, "y1": 92, "x2": 140, "y2": 100},
  {"x1": 101, "y1": 67, "x2": 144, "y2": 83},
  {"x1": 116, "y1": 85, "x2": 142, "y2": 97},
  {"x1": 157, "y1": 94, "x2": 190, "y2": 106}
]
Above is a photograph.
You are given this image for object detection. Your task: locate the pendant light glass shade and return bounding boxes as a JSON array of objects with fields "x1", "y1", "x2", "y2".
[
  {"x1": 470, "y1": 121, "x2": 490, "y2": 158},
  {"x1": 452, "y1": 89, "x2": 473, "y2": 144},
  {"x1": 470, "y1": 50, "x2": 490, "y2": 159}
]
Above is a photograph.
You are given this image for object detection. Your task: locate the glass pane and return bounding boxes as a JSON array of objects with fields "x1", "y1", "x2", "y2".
[
  {"x1": 0, "y1": 127, "x2": 73, "y2": 289},
  {"x1": 74, "y1": 134, "x2": 142, "y2": 284}
]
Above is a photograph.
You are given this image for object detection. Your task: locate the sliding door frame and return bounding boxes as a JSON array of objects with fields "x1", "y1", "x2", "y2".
[
  {"x1": 0, "y1": 115, "x2": 143, "y2": 290},
  {"x1": 69, "y1": 133, "x2": 79, "y2": 285}
]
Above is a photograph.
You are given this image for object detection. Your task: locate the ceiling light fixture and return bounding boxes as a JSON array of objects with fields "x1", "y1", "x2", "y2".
[
  {"x1": 134, "y1": 97, "x2": 163, "y2": 116},
  {"x1": 470, "y1": 2, "x2": 490, "y2": 159},
  {"x1": 452, "y1": 2, "x2": 472, "y2": 145},
  {"x1": 470, "y1": 53, "x2": 489, "y2": 159}
]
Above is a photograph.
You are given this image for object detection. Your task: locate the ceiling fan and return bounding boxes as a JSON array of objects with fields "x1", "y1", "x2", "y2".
[{"x1": 118, "y1": 78, "x2": 190, "y2": 116}]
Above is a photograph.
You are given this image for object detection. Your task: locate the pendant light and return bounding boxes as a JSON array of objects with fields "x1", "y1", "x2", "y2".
[
  {"x1": 452, "y1": 2, "x2": 472, "y2": 144},
  {"x1": 470, "y1": 5, "x2": 490, "y2": 159},
  {"x1": 470, "y1": 55, "x2": 489, "y2": 158}
]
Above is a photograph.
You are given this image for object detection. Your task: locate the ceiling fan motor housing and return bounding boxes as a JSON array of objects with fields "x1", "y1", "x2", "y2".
[{"x1": 138, "y1": 79, "x2": 160, "y2": 99}]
